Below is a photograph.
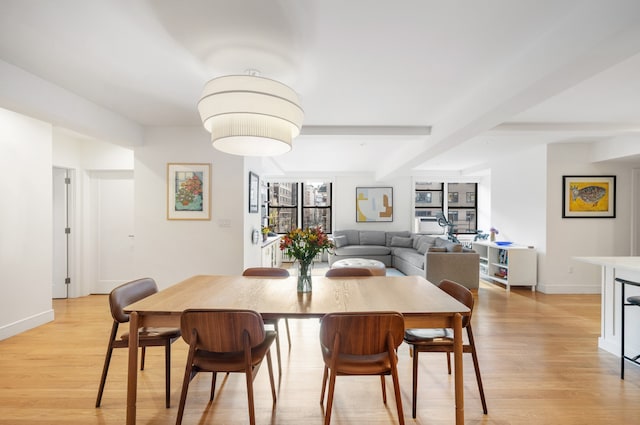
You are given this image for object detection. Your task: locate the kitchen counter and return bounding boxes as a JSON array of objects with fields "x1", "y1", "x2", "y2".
[{"x1": 574, "y1": 256, "x2": 640, "y2": 356}]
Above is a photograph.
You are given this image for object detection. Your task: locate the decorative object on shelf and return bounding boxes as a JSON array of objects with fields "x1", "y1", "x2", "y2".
[
  {"x1": 356, "y1": 187, "x2": 393, "y2": 222},
  {"x1": 495, "y1": 241, "x2": 513, "y2": 246},
  {"x1": 562, "y1": 175, "x2": 616, "y2": 218},
  {"x1": 489, "y1": 227, "x2": 499, "y2": 242},
  {"x1": 167, "y1": 163, "x2": 211, "y2": 220},
  {"x1": 261, "y1": 226, "x2": 270, "y2": 242},
  {"x1": 197, "y1": 73, "x2": 304, "y2": 156},
  {"x1": 279, "y1": 227, "x2": 334, "y2": 292},
  {"x1": 248, "y1": 171, "x2": 259, "y2": 213}
]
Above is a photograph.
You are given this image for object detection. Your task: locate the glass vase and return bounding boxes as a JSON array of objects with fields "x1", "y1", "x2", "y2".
[{"x1": 297, "y1": 260, "x2": 313, "y2": 293}]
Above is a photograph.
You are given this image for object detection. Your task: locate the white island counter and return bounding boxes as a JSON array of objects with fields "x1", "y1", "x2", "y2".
[{"x1": 574, "y1": 257, "x2": 640, "y2": 356}]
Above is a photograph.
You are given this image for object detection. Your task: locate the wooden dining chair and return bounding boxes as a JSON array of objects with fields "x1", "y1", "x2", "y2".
[
  {"x1": 175, "y1": 309, "x2": 277, "y2": 425},
  {"x1": 319, "y1": 311, "x2": 405, "y2": 425},
  {"x1": 403, "y1": 279, "x2": 487, "y2": 418},
  {"x1": 324, "y1": 267, "x2": 374, "y2": 277},
  {"x1": 242, "y1": 267, "x2": 291, "y2": 376},
  {"x1": 95, "y1": 278, "x2": 181, "y2": 408}
]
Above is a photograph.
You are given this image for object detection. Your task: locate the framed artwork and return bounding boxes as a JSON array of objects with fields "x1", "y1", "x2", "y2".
[
  {"x1": 356, "y1": 187, "x2": 393, "y2": 222},
  {"x1": 562, "y1": 175, "x2": 616, "y2": 218},
  {"x1": 248, "y1": 171, "x2": 259, "y2": 213},
  {"x1": 167, "y1": 163, "x2": 211, "y2": 220}
]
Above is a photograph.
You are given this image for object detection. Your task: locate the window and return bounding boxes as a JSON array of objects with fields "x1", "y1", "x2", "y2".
[
  {"x1": 302, "y1": 182, "x2": 332, "y2": 233},
  {"x1": 414, "y1": 181, "x2": 477, "y2": 235},
  {"x1": 267, "y1": 183, "x2": 298, "y2": 233},
  {"x1": 268, "y1": 181, "x2": 332, "y2": 234},
  {"x1": 414, "y1": 182, "x2": 443, "y2": 218}
]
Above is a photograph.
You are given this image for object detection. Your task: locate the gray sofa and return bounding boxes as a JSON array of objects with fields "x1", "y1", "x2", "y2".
[{"x1": 329, "y1": 230, "x2": 480, "y2": 289}]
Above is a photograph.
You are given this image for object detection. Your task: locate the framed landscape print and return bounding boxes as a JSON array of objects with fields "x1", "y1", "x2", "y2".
[
  {"x1": 356, "y1": 187, "x2": 393, "y2": 222},
  {"x1": 167, "y1": 163, "x2": 211, "y2": 220},
  {"x1": 248, "y1": 171, "x2": 259, "y2": 213},
  {"x1": 562, "y1": 175, "x2": 616, "y2": 218}
]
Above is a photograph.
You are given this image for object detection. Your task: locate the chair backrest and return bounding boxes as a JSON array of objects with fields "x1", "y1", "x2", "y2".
[
  {"x1": 437, "y1": 279, "x2": 474, "y2": 327},
  {"x1": 325, "y1": 267, "x2": 374, "y2": 277},
  {"x1": 180, "y1": 309, "x2": 266, "y2": 352},
  {"x1": 109, "y1": 278, "x2": 158, "y2": 324},
  {"x1": 242, "y1": 267, "x2": 290, "y2": 277},
  {"x1": 320, "y1": 312, "x2": 404, "y2": 356}
]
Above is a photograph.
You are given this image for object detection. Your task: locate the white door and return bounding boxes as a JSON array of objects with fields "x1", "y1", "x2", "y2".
[
  {"x1": 52, "y1": 167, "x2": 69, "y2": 298},
  {"x1": 92, "y1": 171, "x2": 135, "y2": 294}
]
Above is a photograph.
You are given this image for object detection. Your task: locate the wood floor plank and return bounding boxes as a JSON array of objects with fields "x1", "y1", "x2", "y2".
[{"x1": 1, "y1": 280, "x2": 640, "y2": 424}]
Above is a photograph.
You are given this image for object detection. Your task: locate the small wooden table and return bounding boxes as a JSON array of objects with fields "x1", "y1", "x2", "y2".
[{"x1": 124, "y1": 274, "x2": 470, "y2": 424}]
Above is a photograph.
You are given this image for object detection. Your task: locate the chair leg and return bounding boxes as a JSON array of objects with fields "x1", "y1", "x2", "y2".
[
  {"x1": 141, "y1": 346, "x2": 146, "y2": 370},
  {"x1": 95, "y1": 343, "x2": 115, "y2": 408},
  {"x1": 266, "y1": 349, "x2": 277, "y2": 403},
  {"x1": 446, "y1": 351, "x2": 451, "y2": 374},
  {"x1": 324, "y1": 368, "x2": 338, "y2": 425},
  {"x1": 411, "y1": 345, "x2": 419, "y2": 418},
  {"x1": 320, "y1": 366, "x2": 328, "y2": 404},
  {"x1": 390, "y1": 358, "x2": 405, "y2": 425},
  {"x1": 284, "y1": 318, "x2": 292, "y2": 348},
  {"x1": 380, "y1": 375, "x2": 387, "y2": 404},
  {"x1": 96, "y1": 322, "x2": 118, "y2": 408},
  {"x1": 273, "y1": 321, "x2": 283, "y2": 377},
  {"x1": 165, "y1": 340, "x2": 171, "y2": 408},
  {"x1": 245, "y1": 365, "x2": 256, "y2": 425},
  {"x1": 210, "y1": 372, "x2": 217, "y2": 401},
  {"x1": 176, "y1": 341, "x2": 197, "y2": 425},
  {"x1": 467, "y1": 327, "x2": 488, "y2": 414}
]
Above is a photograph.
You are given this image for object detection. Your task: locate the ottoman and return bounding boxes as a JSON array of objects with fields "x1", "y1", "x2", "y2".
[{"x1": 331, "y1": 258, "x2": 386, "y2": 276}]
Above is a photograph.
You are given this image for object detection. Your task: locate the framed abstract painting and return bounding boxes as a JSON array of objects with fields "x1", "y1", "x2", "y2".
[
  {"x1": 167, "y1": 163, "x2": 211, "y2": 220},
  {"x1": 356, "y1": 187, "x2": 393, "y2": 222},
  {"x1": 562, "y1": 175, "x2": 616, "y2": 218}
]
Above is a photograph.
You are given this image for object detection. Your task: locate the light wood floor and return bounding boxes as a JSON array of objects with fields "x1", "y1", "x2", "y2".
[{"x1": 1, "y1": 280, "x2": 640, "y2": 425}]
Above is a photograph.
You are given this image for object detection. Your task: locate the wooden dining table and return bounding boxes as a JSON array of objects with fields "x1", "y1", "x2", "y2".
[{"x1": 124, "y1": 274, "x2": 470, "y2": 425}]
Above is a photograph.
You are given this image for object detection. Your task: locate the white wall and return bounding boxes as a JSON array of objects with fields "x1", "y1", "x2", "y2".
[
  {"x1": 52, "y1": 129, "x2": 135, "y2": 297},
  {"x1": 490, "y1": 144, "x2": 547, "y2": 253},
  {"x1": 544, "y1": 143, "x2": 636, "y2": 293},
  {"x1": 0, "y1": 108, "x2": 54, "y2": 339},
  {"x1": 334, "y1": 175, "x2": 413, "y2": 231},
  {"x1": 133, "y1": 127, "x2": 247, "y2": 289}
]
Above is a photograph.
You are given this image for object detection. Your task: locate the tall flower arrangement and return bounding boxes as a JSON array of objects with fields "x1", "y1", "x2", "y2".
[
  {"x1": 279, "y1": 226, "x2": 334, "y2": 263},
  {"x1": 280, "y1": 226, "x2": 334, "y2": 293}
]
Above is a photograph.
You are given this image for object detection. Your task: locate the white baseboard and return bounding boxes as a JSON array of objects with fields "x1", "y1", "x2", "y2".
[{"x1": 0, "y1": 309, "x2": 54, "y2": 341}]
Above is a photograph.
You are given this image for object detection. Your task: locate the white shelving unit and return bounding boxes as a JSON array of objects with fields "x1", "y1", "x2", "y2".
[
  {"x1": 472, "y1": 241, "x2": 537, "y2": 291},
  {"x1": 261, "y1": 236, "x2": 282, "y2": 268}
]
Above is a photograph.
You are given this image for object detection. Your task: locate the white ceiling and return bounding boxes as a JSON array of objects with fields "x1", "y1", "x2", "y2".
[{"x1": 1, "y1": 0, "x2": 640, "y2": 178}]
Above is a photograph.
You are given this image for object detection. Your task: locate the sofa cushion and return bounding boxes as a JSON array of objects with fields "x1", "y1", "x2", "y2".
[
  {"x1": 385, "y1": 231, "x2": 411, "y2": 247},
  {"x1": 335, "y1": 230, "x2": 360, "y2": 245},
  {"x1": 412, "y1": 234, "x2": 437, "y2": 250},
  {"x1": 334, "y1": 245, "x2": 392, "y2": 256},
  {"x1": 417, "y1": 240, "x2": 432, "y2": 255},
  {"x1": 359, "y1": 230, "x2": 386, "y2": 246},
  {"x1": 390, "y1": 236, "x2": 413, "y2": 248},
  {"x1": 333, "y1": 235, "x2": 348, "y2": 248},
  {"x1": 393, "y1": 248, "x2": 425, "y2": 268}
]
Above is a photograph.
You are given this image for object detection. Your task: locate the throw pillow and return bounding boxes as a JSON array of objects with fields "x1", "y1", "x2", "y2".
[
  {"x1": 333, "y1": 235, "x2": 348, "y2": 248},
  {"x1": 390, "y1": 236, "x2": 413, "y2": 248},
  {"x1": 417, "y1": 241, "x2": 432, "y2": 254}
]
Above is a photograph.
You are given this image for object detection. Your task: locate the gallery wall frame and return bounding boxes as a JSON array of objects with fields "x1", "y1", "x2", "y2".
[
  {"x1": 356, "y1": 186, "x2": 393, "y2": 222},
  {"x1": 562, "y1": 175, "x2": 616, "y2": 218},
  {"x1": 249, "y1": 171, "x2": 259, "y2": 213},
  {"x1": 167, "y1": 163, "x2": 211, "y2": 220}
]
